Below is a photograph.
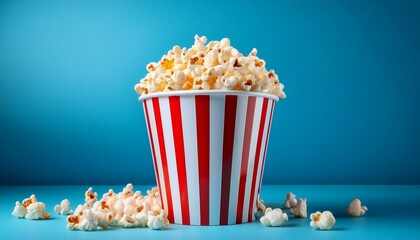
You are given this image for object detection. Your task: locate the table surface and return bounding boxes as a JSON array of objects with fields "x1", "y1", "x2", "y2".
[{"x1": 1, "y1": 185, "x2": 419, "y2": 240}]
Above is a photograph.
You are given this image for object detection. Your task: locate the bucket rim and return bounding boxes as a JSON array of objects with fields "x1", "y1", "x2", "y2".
[{"x1": 138, "y1": 90, "x2": 280, "y2": 102}]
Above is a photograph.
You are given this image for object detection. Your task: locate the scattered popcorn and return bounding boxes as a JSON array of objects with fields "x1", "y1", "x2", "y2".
[
  {"x1": 25, "y1": 202, "x2": 50, "y2": 220},
  {"x1": 54, "y1": 199, "x2": 73, "y2": 215},
  {"x1": 310, "y1": 211, "x2": 336, "y2": 230},
  {"x1": 65, "y1": 184, "x2": 167, "y2": 231},
  {"x1": 134, "y1": 35, "x2": 286, "y2": 98},
  {"x1": 11, "y1": 201, "x2": 27, "y2": 218},
  {"x1": 290, "y1": 198, "x2": 307, "y2": 218},
  {"x1": 283, "y1": 192, "x2": 297, "y2": 208},
  {"x1": 260, "y1": 208, "x2": 288, "y2": 227},
  {"x1": 347, "y1": 199, "x2": 368, "y2": 217},
  {"x1": 147, "y1": 207, "x2": 169, "y2": 230},
  {"x1": 12, "y1": 194, "x2": 50, "y2": 220}
]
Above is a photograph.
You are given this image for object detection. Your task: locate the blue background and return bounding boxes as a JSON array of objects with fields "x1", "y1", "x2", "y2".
[{"x1": 1, "y1": 0, "x2": 419, "y2": 185}]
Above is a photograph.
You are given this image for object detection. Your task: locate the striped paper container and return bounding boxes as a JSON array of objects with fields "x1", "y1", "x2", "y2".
[{"x1": 139, "y1": 90, "x2": 278, "y2": 225}]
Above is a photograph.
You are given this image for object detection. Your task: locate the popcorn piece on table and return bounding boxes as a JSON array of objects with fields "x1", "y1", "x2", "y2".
[
  {"x1": 12, "y1": 201, "x2": 27, "y2": 218},
  {"x1": 78, "y1": 209, "x2": 99, "y2": 231},
  {"x1": 84, "y1": 187, "x2": 98, "y2": 207},
  {"x1": 147, "y1": 206, "x2": 169, "y2": 230},
  {"x1": 66, "y1": 204, "x2": 86, "y2": 230},
  {"x1": 310, "y1": 211, "x2": 336, "y2": 230},
  {"x1": 96, "y1": 211, "x2": 115, "y2": 230},
  {"x1": 118, "y1": 214, "x2": 138, "y2": 228},
  {"x1": 256, "y1": 197, "x2": 266, "y2": 214},
  {"x1": 119, "y1": 183, "x2": 134, "y2": 199},
  {"x1": 134, "y1": 211, "x2": 148, "y2": 228},
  {"x1": 290, "y1": 198, "x2": 307, "y2": 218},
  {"x1": 260, "y1": 208, "x2": 288, "y2": 227},
  {"x1": 283, "y1": 192, "x2": 297, "y2": 208},
  {"x1": 54, "y1": 199, "x2": 73, "y2": 215},
  {"x1": 25, "y1": 202, "x2": 50, "y2": 220},
  {"x1": 12, "y1": 194, "x2": 50, "y2": 220},
  {"x1": 347, "y1": 199, "x2": 368, "y2": 217}
]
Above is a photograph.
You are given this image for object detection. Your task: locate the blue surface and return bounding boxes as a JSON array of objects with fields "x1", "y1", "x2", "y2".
[
  {"x1": 1, "y1": 0, "x2": 420, "y2": 185},
  {"x1": 1, "y1": 185, "x2": 419, "y2": 239}
]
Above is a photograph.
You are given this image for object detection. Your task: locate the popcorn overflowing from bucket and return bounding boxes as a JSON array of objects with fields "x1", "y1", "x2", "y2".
[{"x1": 134, "y1": 35, "x2": 286, "y2": 98}]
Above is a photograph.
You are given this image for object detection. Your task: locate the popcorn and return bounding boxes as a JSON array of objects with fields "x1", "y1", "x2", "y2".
[
  {"x1": 54, "y1": 199, "x2": 73, "y2": 215},
  {"x1": 260, "y1": 208, "x2": 288, "y2": 227},
  {"x1": 97, "y1": 211, "x2": 115, "y2": 229},
  {"x1": 11, "y1": 201, "x2": 27, "y2": 218},
  {"x1": 310, "y1": 211, "x2": 336, "y2": 230},
  {"x1": 66, "y1": 204, "x2": 86, "y2": 230},
  {"x1": 22, "y1": 194, "x2": 37, "y2": 208},
  {"x1": 290, "y1": 198, "x2": 307, "y2": 218},
  {"x1": 84, "y1": 187, "x2": 98, "y2": 207},
  {"x1": 283, "y1": 192, "x2": 297, "y2": 208},
  {"x1": 118, "y1": 214, "x2": 138, "y2": 228},
  {"x1": 119, "y1": 183, "x2": 134, "y2": 199},
  {"x1": 256, "y1": 198, "x2": 266, "y2": 215},
  {"x1": 65, "y1": 183, "x2": 167, "y2": 231},
  {"x1": 25, "y1": 202, "x2": 50, "y2": 220},
  {"x1": 347, "y1": 199, "x2": 368, "y2": 217},
  {"x1": 78, "y1": 209, "x2": 99, "y2": 231},
  {"x1": 134, "y1": 211, "x2": 148, "y2": 228},
  {"x1": 147, "y1": 207, "x2": 169, "y2": 230},
  {"x1": 134, "y1": 35, "x2": 286, "y2": 98},
  {"x1": 12, "y1": 194, "x2": 50, "y2": 220}
]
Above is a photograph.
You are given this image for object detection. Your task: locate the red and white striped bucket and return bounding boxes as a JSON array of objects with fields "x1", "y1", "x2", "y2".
[{"x1": 139, "y1": 90, "x2": 278, "y2": 225}]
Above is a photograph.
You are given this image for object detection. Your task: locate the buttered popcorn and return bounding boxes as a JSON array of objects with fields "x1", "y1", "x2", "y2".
[{"x1": 134, "y1": 35, "x2": 286, "y2": 98}]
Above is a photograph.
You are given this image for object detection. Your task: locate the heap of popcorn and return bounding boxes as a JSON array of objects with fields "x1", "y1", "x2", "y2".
[
  {"x1": 134, "y1": 35, "x2": 286, "y2": 98},
  {"x1": 12, "y1": 184, "x2": 169, "y2": 231}
]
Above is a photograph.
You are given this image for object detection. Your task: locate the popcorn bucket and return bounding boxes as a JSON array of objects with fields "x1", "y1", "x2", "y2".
[{"x1": 139, "y1": 90, "x2": 278, "y2": 225}]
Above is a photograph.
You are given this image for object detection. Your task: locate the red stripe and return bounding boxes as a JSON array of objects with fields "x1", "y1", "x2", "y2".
[
  {"x1": 152, "y1": 97, "x2": 175, "y2": 223},
  {"x1": 143, "y1": 100, "x2": 164, "y2": 210},
  {"x1": 257, "y1": 100, "x2": 275, "y2": 196},
  {"x1": 219, "y1": 95, "x2": 238, "y2": 225},
  {"x1": 195, "y1": 95, "x2": 210, "y2": 226},
  {"x1": 236, "y1": 96, "x2": 256, "y2": 224},
  {"x1": 169, "y1": 96, "x2": 190, "y2": 225},
  {"x1": 247, "y1": 98, "x2": 269, "y2": 221}
]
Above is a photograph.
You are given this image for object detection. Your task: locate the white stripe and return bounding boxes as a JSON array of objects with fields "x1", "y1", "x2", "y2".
[
  {"x1": 143, "y1": 102, "x2": 159, "y2": 186},
  {"x1": 253, "y1": 99, "x2": 273, "y2": 219},
  {"x1": 256, "y1": 100, "x2": 275, "y2": 194},
  {"x1": 242, "y1": 97, "x2": 263, "y2": 222},
  {"x1": 209, "y1": 95, "x2": 225, "y2": 225},
  {"x1": 146, "y1": 99, "x2": 169, "y2": 215},
  {"x1": 159, "y1": 97, "x2": 182, "y2": 224},
  {"x1": 180, "y1": 96, "x2": 200, "y2": 225},
  {"x1": 228, "y1": 95, "x2": 248, "y2": 224}
]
